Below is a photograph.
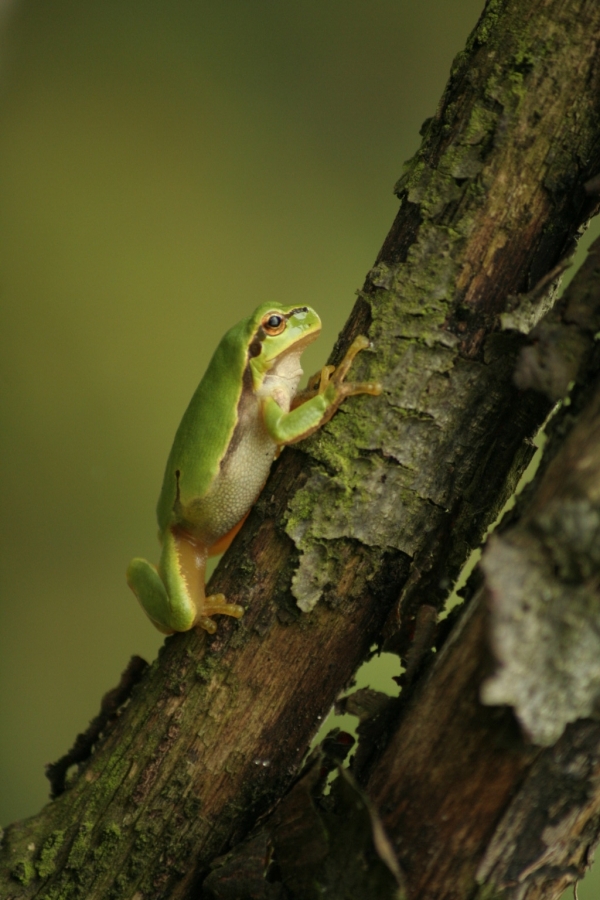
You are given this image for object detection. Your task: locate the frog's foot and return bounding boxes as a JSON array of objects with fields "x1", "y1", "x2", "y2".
[
  {"x1": 291, "y1": 365, "x2": 335, "y2": 408},
  {"x1": 297, "y1": 337, "x2": 381, "y2": 408},
  {"x1": 197, "y1": 593, "x2": 245, "y2": 634},
  {"x1": 325, "y1": 335, "x2": 382, "y2": 398}
]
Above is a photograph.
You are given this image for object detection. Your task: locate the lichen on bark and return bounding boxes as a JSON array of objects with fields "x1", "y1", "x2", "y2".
[{"x1": 482, "y1": 248, "x2": 600, "y2": 744}]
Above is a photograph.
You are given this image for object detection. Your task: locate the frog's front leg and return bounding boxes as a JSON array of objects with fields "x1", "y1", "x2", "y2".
[
  {"x1": 292, "y1": 335, "x2": 380, "y2": 410},
  {"x1": 291, "y1": 365, "x2": 335, "y2": 408},
  {"x1": 127, "y1": 528, "x2": 244, "y2": 635},
  {"x1": 264, "y1": 335, "x2": 381, "y2": 444}
]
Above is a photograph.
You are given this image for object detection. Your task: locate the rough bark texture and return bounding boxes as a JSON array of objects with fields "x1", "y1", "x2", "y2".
[
  {"x1": 252, "y1": 238, "x2": 600, "y2": 900},
  {"x1": 2, "y1": 1, "x2": 600, "y2": 898},
  {"x1": 366, "y1": 597, "x2": 600, "y2": 900},
  {"x1": 364, "y1": 242, "x2": 600, "y2": 897}
]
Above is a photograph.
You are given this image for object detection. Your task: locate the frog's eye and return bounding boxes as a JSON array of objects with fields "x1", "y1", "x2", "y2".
[{"x1": 262, "y1": 313, "x2": 286, "y2": 336}]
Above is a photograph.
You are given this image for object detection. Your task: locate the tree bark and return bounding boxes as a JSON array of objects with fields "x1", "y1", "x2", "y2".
[
  {"x1": 364, "y1": 237, "x2": 600, "y2": 900},
  {"x1": 205, "y1": 234, "x2": 600, "y2": 900},
  {"x1": 2, "y1": 1, "x2": 600, "y2": 898}
]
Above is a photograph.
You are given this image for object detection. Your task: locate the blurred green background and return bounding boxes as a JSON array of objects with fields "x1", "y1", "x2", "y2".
[{"x1": 0, "y1": 2, "x2": 596, "y2": 895}]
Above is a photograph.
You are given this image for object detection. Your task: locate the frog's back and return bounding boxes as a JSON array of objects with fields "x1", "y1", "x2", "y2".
[{"x1": 156, "y1": 317, "x2": 254, "y2": 533}]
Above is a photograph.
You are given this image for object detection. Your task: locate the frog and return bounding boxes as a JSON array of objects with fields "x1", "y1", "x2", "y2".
[{"x1": 127, "y1": 302, "x2": 381, "y2": 635}]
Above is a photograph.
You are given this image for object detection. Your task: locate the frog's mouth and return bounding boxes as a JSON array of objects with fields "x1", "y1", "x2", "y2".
[
  {"x1": 269, "y1": 330, "x2": 318, "y2": 374},
  {"x1": 262, "y1": 326, "x2": 320, "y2": 369}
]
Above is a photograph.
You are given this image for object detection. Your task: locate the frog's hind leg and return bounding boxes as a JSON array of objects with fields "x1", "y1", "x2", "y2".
[
  {"x1": 127, "y1": 528, "x2": 198, "y2": 634},
  {"x1": 128, "y1": 528, "x2": 244, "y2": 634},
  {"x1": 126, "y1": 555, "x2": 194, "y2": 635},
  {"x1": 169, "y1": 530, "x2": 245, "y2": 634}
]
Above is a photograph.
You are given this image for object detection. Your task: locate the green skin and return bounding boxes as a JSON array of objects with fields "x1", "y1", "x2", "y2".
[{"x1": 127, "y1": 302, "x2": 380, "y2": 635}]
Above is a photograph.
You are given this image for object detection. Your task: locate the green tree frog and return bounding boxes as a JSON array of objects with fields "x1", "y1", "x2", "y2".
[{"x1": 127, "y1": 303, "x2": 380, "y2": 635}]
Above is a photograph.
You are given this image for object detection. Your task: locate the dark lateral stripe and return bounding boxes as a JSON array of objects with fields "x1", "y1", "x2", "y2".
[
  {"x1": 248, "y1": 329, "x2": 265, "y2": 358},
  {"x1": 284, "y1": 306, "x2": 308, "y2": 318}
]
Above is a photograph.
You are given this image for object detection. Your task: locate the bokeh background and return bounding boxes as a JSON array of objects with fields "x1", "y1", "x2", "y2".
[{"x1": 0, "y1": 2, "x2": 598, "y2": 895}]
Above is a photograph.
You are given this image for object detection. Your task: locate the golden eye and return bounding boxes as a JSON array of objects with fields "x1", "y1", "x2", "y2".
[{"x1": 262, "y1": 313, "x2": 286, "y2": 335}]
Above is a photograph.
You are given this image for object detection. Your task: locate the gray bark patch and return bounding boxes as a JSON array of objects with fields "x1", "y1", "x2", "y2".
[{"x1": 481, "y1": 532, "x2": 600, "y2": 746}]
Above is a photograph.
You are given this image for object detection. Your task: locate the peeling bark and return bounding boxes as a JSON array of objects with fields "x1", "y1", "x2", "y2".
[
  {"x1": 2, "y1": 1, "x2": 600, "y2": 898},
  {"x1": 482, "y1": 235, "x2": 600, "y2": 746},
  {"x1": 362, "y1": 240, "x2": 600, "y2": 899}
]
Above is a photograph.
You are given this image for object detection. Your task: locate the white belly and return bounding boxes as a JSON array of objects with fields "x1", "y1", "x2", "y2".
[
  {"x1": 187, "y1": 399, "x2": 278, "y2": 543},
  {"x1": 186, "y1": 347, "x2": 304, "y2": 544}
]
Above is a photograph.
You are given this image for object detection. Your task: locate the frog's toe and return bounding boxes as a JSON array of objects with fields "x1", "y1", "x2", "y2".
[
  {"x1": 202, "y1": 593, "x2": 245, "y2": 625},
  {"x1": 196, "y1": 599, "x2": 244, "y2": 635},
  {"x1": 197, "y1": 615, "x2": 218, "y2": 635},
  {"x1": 342, "y1": 380, "x2": 383, "y2": 397}
]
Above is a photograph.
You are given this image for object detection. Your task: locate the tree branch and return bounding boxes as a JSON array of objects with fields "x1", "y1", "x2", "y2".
[
  {"x1": 364, "y1": 236, "x2": 600, "y2": 896},
  {"x1": 2, "y1": 1, "x2": 600, "y2": 898}
]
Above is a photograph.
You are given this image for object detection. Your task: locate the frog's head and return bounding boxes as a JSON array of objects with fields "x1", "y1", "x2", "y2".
[{"x1": 247, "y1": 303, "x2": 321, "y2": 391}]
